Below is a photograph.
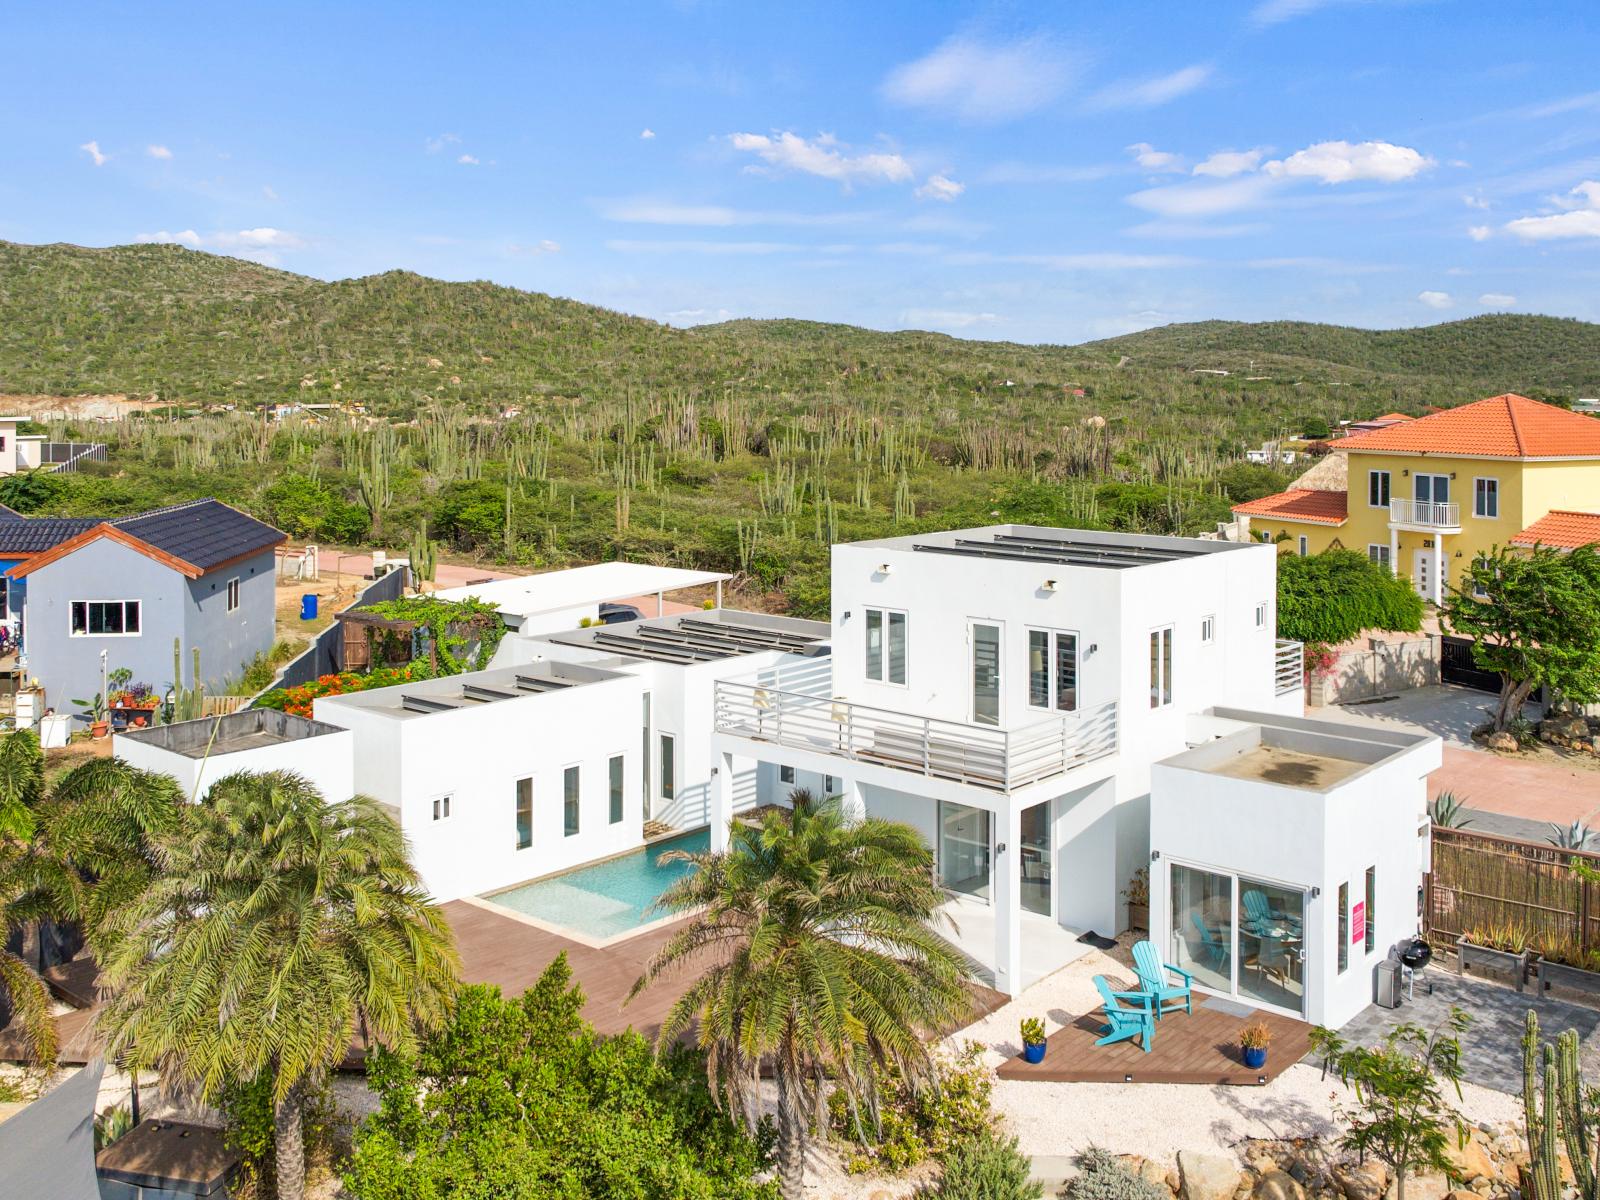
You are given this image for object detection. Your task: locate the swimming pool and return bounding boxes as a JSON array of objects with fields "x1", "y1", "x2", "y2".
[{"x1": 487, "y1": 828, "x2": 709, "y2": 941}]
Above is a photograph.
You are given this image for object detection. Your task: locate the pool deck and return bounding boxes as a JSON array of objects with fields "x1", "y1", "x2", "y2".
[{"x1": 443, "y1": 899, "x2": 1009, "y2": 1042}]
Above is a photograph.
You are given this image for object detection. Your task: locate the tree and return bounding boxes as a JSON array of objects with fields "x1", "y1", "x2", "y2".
[
  {"x1": 98, "y1": 771, "x2": 459, "y2": 1200},
  {"x1": 1277, "y1": 549, "x2": 1424, "y2": 644},
  {"x1": 630, "y1": 797, "x2": 975, "y2": 1200},
  {"x1": 345, "y1": 958, "x2": 776, "y2": 1199},
  {"x1": 1301, "y1": 415, "x2": 1332, "y2": 440},
  {"x1": 1310, "y1": 1008, "x2": 1471, "y2": 1200},
  {"x1": 0, "y1": 730, "x2": 181, "y2": 1064},
  {"x1": 1441, "y1": 544, "x2": 1600, "y2": 730},
  {"x1": 1216, "y1": 462, "x2": 1290, "y2": 505},
  {"x1": 0, "y1": 469, "x2": 68, "y2": 514}
]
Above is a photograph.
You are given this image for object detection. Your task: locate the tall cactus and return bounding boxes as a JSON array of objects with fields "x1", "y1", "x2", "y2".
[
  {"x1": 410, "y1": 519, "x2": 438, "y2": 585},
  {"x1": 171, "y1": 639, "x2": 205, "y2": 723},
  {"x1": 1523, "y1": 1010, "x2": 1596, "y2": 1200}
]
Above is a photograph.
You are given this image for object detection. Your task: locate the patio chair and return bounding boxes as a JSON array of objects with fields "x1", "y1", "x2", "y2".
[
  {"x1": 1131, "y1": 939, "x2": 1193, "y2": 1020},
  {"x1": 1092, "y1": 974, "x2": 1154, "y2": 1053},
  {"x1": 1191, "y1": 913, "x2": 1231, "y2": 971}
]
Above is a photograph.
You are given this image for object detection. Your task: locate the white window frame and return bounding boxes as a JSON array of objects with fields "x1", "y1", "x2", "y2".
[
  {"x1": 1026, "y1": 627, "x2": 1081, "y2": 713},
  {"x1": 226, "y1": 577, "x2": 241, "y2": 613},
  {"x1": 1367, "y1": 470, "x2": 1391, "y2": 508},
  {"x1": 608, "y1": 754, "x2": 625, "y2": 825},
  {"x1": 1149, "y1": 626, "x2": 1174, "y2": 709},
  {"x1": 658, "y1": 733, "x2": 676, "y2": 802},
  {"x1": 431, "y1": 793, "x2": 452, "y2": 822},
  {"x1": 1254, "y1": 602, "x2": 1268, "y2": 630},
  {"x1": 1297, "y1": 535, "x2": 1309, "y2": 557},
  {"x1": 1368, "y1": 544, "x2": 1392, "y2": 570},
  {"x1": 562, "y1": 763, "x2": 581, "y2": 838},
  {"x1": 70, "y1": 599, "x2": 142, "y2": 637},
  {"x1": 1473, "y1": 476, "x2": 1499, "y2": 519},
  {"x1": 514, "y1": 776, "x2": 533, "y2": 850},
  {"x1": 823, "y1": 774, "x2": 836, "y2": 795},
  {"x1": 779, "y1": 764, "x2": 795, "y2": 785},
  {"x1": 864, "y1": 606, "x2": 908, "y2": 686},
  {"x1": 1200, "y1": 615, "x2": 1215, "y2": 644}
]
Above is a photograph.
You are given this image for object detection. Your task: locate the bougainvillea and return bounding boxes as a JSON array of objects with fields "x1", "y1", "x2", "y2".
[{"x1": 258, "y1": 663, "x2": 433, "y2": 718}]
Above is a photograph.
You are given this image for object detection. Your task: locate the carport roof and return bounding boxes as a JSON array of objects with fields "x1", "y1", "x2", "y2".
[{"x1": 432, "y1": 561, "x2": 728, "y2": 619}]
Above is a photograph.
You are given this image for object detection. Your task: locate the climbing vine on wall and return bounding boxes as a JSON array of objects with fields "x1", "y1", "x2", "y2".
[{"x1": 359, "y1": 596, "x2": 507, "y2": 675}]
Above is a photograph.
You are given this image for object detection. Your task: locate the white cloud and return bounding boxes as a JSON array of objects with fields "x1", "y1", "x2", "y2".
[
  {"x1": 1468, "y1": 225, "x2": 1492, "y2": 241},
  {"x1": 1127, "y1": 220, "x2": 1266, "y2": 239},
  {"x1": 1263, "y1": 140, "x2": 1433, "y2": 184},
  {"x1": 727, "y1": 131, "x2": 913, "y2": 186},
  {"x1": 1128, "y1": 174, "x2": 1277, "y2": 217},
  {"x1": 598, "y1": 200, "x2": 873, "y2": 228},
  {"x1": 509, "y1": 239, "x2": 561, "y2": 255},
  {"x1": 1127, "y1": 143, "x2": 1185, "y2": 173},
  {"x1": 665, "y1": 307, "x2": 734, "y2": 324},
  {"x1": 1463, "y1": 194, "x2": 1489, "y2": 210},
  {"x1": 1479, "y1": 293, "x2": 1517, "y2": 307},
  {"x1": 978, "y1": 161, "x2": 1121, "y2": 185},
  {"x1": 915, "y1": 173, "x2": 965, "y2": 202},
  {"x1": 146, "y1": 144, "x2": 172, "y2": 160},
  {"x1": 1250, "y1": 0, "x2": 1334, "y2": 25},
  {"x1": 1088, "y1": 64, "x2": 1213, "y2": 112},
  {"x1": 79, "y1": 140, "x2": 107, "y2": 166},
  {"x1": 424, "y1": 133, "x2": 460, "y2": 154},
  {"x1": 263, "y1": 185, "x2": 280, "y2": 202},
  {"x1": 1504, "y1": 181, "x2": 1600, "y2": 240},
  {"x1": 900, "y1": 308, "x2": 1001, "y2": 330},
  {"x1": 1417, "y1": 290, "x2": 1453, "y2": 309},
  {"x1": 606, "y1": 238, "x2": 821, "y2": 256},
  {"x1": 881, "y1": 34, "x2": 1073, "y2": 122},
  {"x1": 947, "y1": 250, "x2": 1196, "y2": 270},
  {"x1": 457, "y1": 154, "x2": 480, "y2": 166},
  {"x1": 135, "y1": 230, "x2": 202, "y2": 247},
  {"x1": 639, "y1": 128, "x2": 656, "y2": 140},
  {"x1": 1193, "y1": 149, "x2": 1265, "y2": 178}
]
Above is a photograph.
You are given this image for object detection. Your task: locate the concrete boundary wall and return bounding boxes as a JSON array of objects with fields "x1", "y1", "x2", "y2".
[{"x1": 1309, "y1": 634, "x2": 1440, "y2": 706}]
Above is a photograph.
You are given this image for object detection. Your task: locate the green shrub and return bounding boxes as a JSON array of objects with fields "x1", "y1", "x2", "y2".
[
  {"x1": 829, "y1": 1041, "x2": 993, "y2": 1173},
  {"x1": 921, "y1": 1130, "x2": 1042, "y2": 1200},
  {"x1": 1277, "y1": 549, "x2": 1424, "y2": 644},
  {"x1": 1067, "y1": 1148, "x2": 1169, "y2": 1200}
]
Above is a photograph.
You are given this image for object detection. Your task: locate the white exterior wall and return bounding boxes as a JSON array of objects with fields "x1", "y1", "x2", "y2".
[
  {"x1": 0, "y1": 421, "x2": 18, "y2": 476},
  {"x1": 114, "y1": 726, "x2": 355, "y2": 804}
]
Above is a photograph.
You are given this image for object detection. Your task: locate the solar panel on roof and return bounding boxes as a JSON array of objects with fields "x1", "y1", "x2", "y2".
[
  {"x1": 512, "y1": 675, "x2": 580, "y2": 693},
  {"x1": 401, "y1": 694, "x2": 463, "y2": 714},
  {"x1": 912, "y1": 531, "x2": 1205, "y2": 569}
]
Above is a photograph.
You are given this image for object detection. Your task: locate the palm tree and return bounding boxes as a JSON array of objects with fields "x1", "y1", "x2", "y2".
[
  {"x1": 0, "y1": 730, "x2": 181, "y2": 1064},
  {"x1": 630, "y1": 794, "x2": 974, "y2": 1199},
  {"x1": 98, "y1": 771, "x2": 460, "y2": 1200}
]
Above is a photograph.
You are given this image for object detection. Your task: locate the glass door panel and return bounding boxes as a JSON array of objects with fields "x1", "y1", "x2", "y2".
[
  {"x1": 971, "y1": 623, "x2": 1001, "y2": 726},
  {"x1": 1019, "y1": 800, "x2": 1051, "y2": 917},
  {"x1": 1170, "y1": 865, "x2": 1233, "y2": 993},
  {"x1": 1237, "y1": 878, "x2": 1306, "y2": 1014},
  {"x1": 939, "y1": 802, "x2": 991, "y2": 901}
]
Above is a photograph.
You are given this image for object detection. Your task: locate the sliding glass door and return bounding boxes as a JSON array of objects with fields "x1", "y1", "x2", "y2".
[
  {"x1": 1019, "y1": 800, "x2": 1051, "y2": 917},
  {"x1": 1169, "y1": 861, "x2": 1307, "y2": 1016},
  {"x1": 971, "y1": 621, "x2": 1001, "y2": 726},
  {"x1": 1169, "y1": 865, "x2": 1233, "y2": 993},
  {"x1": 939, "y1": 802, "x2": 991, "y2": 901},
  {"x1": 1237, "y1": 877, "x2": 1306, "y2": 1012}
]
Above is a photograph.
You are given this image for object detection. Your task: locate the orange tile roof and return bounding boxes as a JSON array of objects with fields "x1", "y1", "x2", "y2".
[
  {"x1": 1372, "y1": 412, "x2": 1413, "y2": 423},
  {"x1": 1336, "y1": 393, "x2": 1600, "y2": 458},
  {"x1": 1231, "y1": 489, "x2": 1348, "y2": 525},
  {"x1": 1513, "y1": 510, "x2": 1600, "y2": 550}
]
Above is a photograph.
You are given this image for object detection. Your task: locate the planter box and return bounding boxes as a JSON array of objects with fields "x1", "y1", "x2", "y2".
[
  {"x1": 1456, "y1": 937, "x2": 1535, "y2": 992},
  {"x1": 1536, "y1": 957, "x2": 1600, "y2": 997},
  {"x1": 1127, "y1": 902, "x2": 1149, "y2": 931}
]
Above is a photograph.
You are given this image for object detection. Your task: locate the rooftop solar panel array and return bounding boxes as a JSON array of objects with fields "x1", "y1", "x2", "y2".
[
  {"x1": 912, "y1": 531, "x2": 1206, "y2": 570},
  {"x1": 559, "y1": 616, "x2": 825, "y2": 665},
  {"x1": 399, "y1": 671, "x2": 586, "y2": 713}
]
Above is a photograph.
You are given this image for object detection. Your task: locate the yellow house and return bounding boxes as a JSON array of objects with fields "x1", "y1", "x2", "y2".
[{"x1": 1232, "y1": 393, "x2": 1600, "y2": 604}]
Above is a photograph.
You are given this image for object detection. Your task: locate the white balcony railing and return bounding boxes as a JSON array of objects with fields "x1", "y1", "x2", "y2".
[
  {"x1": 1389, "y1": 498, "x2": 1460, "y2": 528},
  {"x1": 1274, "y1": 639, "x2": 1304, "y2": 697},
  {"x1": 713, "y1": 664, "x2": 1118, "y2": 794}
]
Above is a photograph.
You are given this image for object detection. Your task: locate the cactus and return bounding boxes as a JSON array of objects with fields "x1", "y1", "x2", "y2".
[
  {"x1": 410, "y1": 519, "x2": 438, "y2": 584},
  {"x1": 1523, "y1": 1010, "x2": 1596, "y2": 1200},
  {"x1": 170, "y1": 639, "x2": 205, "y2": 723}
]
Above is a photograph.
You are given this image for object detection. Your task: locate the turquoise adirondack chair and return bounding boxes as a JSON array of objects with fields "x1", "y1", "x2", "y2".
[
  {"x1": 1092, "y1": 974, "x2": 1154, "y2": 1053},
  {"x1": 1131, "y1": 939, "x2": 1193, "y2": 1021},
  {"x1": 1191, "y1": 913, "x2": 1231, "y2": 971}
]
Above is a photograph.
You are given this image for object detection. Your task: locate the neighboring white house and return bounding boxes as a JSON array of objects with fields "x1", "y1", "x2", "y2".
[
  {"x1": 114, "y1": 709, "x2": 354, "y2": 804},
  {"x1": 433, "y1": 562, "x2": 728, "y2": 636}
]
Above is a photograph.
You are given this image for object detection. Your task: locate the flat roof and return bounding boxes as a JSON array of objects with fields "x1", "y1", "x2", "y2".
[
  {"x1": 116, "y1": 710, "x2": 347, "y2": 758},
  {"x1": 316, "y1": 659, "x2": 632, "y2": 720},
  {"x1": 432, "y1": 562, "x2": 729, "y2": 618},
  {"x1": 96, "y1": 1120, "x2": 238, "y2": 1191},
  {"x1": 544, "y1": 609, "x2": 830, "y2": 665},
  {"x1": 847, "y1": 524, "x2": 1249, "y2": 571}
]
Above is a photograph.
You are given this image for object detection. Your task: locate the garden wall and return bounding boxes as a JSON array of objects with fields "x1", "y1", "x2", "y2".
[
  {"x1": 249, "y1": 568, "x2": 409, "y2": 702},
  {"x1": 1426, "y1": 825, "x2": 1600, "y2": 956},
  {"x1": 1308, "y1": 633, "x2": 1439, "y2": 706}
]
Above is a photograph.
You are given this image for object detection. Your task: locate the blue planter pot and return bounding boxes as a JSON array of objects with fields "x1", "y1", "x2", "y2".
[
  {"x1": 1022, "y1": 1042, "x2": 1047, "y2": 1064},
  {"x1": 1243, "y1": 1046, "x2": 1267, "y2": 1069}
]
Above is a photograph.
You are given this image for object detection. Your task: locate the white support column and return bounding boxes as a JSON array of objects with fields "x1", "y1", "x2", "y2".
[
  {"x1": 1434, "y1": 538, "x2": 1445, "y2": 605},
  {"x1": 993, "y1": 804, "x2": 1024, "y2": 997},
  {"x1": 1389, "y1": 527, "x2": 1399, "y2": 577},
  {"x1": 836, "y1": 776, "x2": 865, "y2": 825},
  {"x1": 710, "y1": 750, "x2": 734, "y2": 853}
]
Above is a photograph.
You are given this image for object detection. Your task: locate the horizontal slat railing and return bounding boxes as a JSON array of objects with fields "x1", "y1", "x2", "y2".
[
  {"x1": 1274, "y1": 639, "x2": 1304, "y2": 696},
  {"x1": 1389, "y1": 498, "x2": 1460, "y2": 527},
  {"x1": 714, "y1": 664, "x2": 1117, "y2": 793}
]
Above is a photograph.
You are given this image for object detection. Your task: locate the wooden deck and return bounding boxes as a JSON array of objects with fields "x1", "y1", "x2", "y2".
[{"x1": 996, "y1": 996, "x2": 1313, "y2": 1085}]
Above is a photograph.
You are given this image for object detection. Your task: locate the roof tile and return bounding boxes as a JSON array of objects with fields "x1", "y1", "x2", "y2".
[
  {"x1": 1512, "y1": 510, "x2": 1600, "y2": 550},
  {"x1": 1231, "y1": 489, "x2": 1349, "y2": 525},
  {"x1": 1337, "y1": 393, "x2": 1600, "y2": 458}
]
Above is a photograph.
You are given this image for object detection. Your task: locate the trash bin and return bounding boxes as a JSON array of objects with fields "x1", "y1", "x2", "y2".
[
  {"x1": 1375, "y1": 958, "x2": 1402, "y2": 1008},
  {"x1": 300, "y1": 593, "x2": 319, "y2": 621}
]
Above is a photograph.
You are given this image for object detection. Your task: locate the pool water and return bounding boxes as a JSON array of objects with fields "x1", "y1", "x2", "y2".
[{"x1": 488, "y1": 828, "x2": 710, "y2": 940}]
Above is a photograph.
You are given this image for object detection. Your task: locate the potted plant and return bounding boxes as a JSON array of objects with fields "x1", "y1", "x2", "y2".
[
  {"x1": 1456, "y1": 922, "x2": 1537, "y2": 992},
  {"x1": 1020, "y1": 1017, "x2": 1048, "y2": 1064},
  {"x1": 1240, "y1": 1020, "x2": 1271, "y2": 1069},
  {"x1": 72, "y1": 692, "x2": 109, "y2": 739},
  {"x1": 1123, "y1": 867, "x2": 1150, "y2": 930},
  {"x1": 107, "y1": 670, "x2": 160, "y2": 730}
]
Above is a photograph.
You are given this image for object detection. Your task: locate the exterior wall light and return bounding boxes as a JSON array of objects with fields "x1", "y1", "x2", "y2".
[
  {"x1": 877, "y1": 563, "x2": 892, "y2": 574},
  {"x1": 1042, "y1": 579, "x2": 1059, "y2": 592},
  {"x1": 1150, "y1": 850, "x2": 1160, "y2": 862}
]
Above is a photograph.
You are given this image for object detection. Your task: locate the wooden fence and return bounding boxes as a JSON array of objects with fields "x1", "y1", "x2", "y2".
[{"x1": 1426, "y1": 826, "x2": 1600, "y2": 955}]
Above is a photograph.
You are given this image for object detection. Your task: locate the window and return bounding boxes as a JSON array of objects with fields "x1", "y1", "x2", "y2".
[
  {"x1": 779, "y1": 764, "x2": 795, "y2": 784},
  {"x1": 432, "y1": 794, "x2": 452, "y2": 821},
  {"x1": 823, "y1": 775, "x2": 836, "y2": 795},
  {"x1": 515, "y1": 777, "x2": 532, "y2": 850},
  {"x1": 1472, "y1": 554, "x2": 1491, "y2": 599},
  {"x1": 1368, "y1": 544, "x2": 1391, "y2": 570},
  {"x1": 1297, "y1": 535, "x2": 1309, "y2": 557},
  {"x1": 226, "y1": 577, "x2": 241, "y2": 613},
  {"x1": 563, "y1": 766, "x2": 580, "y2": 837},
  {"x1": 1474, "y1": 477, "x2": 1499, "y2": 519},
  {"x1": 970, "y1": 621, "x2": 1001, "y2": 726},
  {"x1": 1200, "y1": 615, "x2": 1215, "y2": 644},
  {"x1": 1254, "y1": 602, "x2": 1268, "y2": 630},
  {"x1": 658, "y1": 734, "x2": 675, "y2": 802},
  {"x1": 1367, "y1": 470, "x2": 1391, "y2": 508},
  {"x1": 864, "y1": 607, "x2": 907, "y2": 685},
  {"x1": 641, "y1": 693, "x2": 652, "y2": 812},
  {"x1": 1337, "y1": 882, "x2": 1349, "y2": 974},
  {"x1": 1027, "y1": 629, "x2": 1079, "y2": 712},
  {"x1": 70, "y1": 600, "x2": 141, "y2": 636},
  {"x1": 1148, "y1": 627, "x2": 1173, "y2": 709},
  {"x1": 609, "y1": 755, "x2": 624, "y2": 824},
  {"x1": 1364, "y1": 866, "x2": 1377, "y2": 954}
]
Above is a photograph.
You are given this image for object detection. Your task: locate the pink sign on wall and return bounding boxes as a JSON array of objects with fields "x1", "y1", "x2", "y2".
[{"x1": 1351, "y1": 900, "x2": 1366, "y2": 946}]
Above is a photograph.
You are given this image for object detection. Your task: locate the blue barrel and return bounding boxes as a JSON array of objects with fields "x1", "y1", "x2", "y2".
[{"x1": 300, "y1": 593, "x2": 319, "y2": 621}]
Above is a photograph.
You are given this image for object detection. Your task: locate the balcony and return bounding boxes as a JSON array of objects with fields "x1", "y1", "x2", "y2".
[
  {"x1": 1389, "y1": 498, "x2": 1460, "y2": 530},
  {"x1": 713, "y1": 662, "x2": 1118, "y2": 794},
  {"x1": 1274, "y1": 639, "x2": 1304, "y2": 697}
]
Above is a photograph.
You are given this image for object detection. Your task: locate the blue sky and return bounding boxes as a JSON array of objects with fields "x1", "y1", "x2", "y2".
[{"x1": 3, "y1": 1, "x2": 1599, "y2": 343}]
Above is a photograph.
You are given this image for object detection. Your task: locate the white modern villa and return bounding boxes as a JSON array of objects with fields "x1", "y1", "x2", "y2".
[{"x1": 115, "y1": 525, "x2": 1438, "y2": 1029}]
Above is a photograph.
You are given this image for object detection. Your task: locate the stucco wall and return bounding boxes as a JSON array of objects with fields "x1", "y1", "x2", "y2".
[
  {"x1": 115, "y1": 714, "x2": 355, "y2": 804},
  {"x1": 183, "y1": 547, "x2": 276, "y2": 690}
]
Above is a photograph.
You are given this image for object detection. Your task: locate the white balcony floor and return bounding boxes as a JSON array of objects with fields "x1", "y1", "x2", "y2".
[{"x1": 937, "y1": 892, "x2": 1094, "y2": 992}]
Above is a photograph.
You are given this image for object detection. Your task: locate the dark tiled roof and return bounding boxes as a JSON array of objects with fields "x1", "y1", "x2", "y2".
[
  {"x1": 0, "y1": 517, "x2": 101, "y2": 556},
  {"x1": 0, "y1": 503, "x2": 23, "y2": 520},
  {"x1": 112, "y1": 499, "x2": 285, "y2": 571}
]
